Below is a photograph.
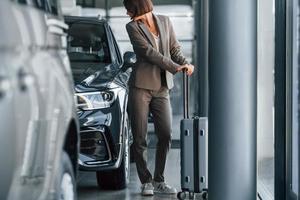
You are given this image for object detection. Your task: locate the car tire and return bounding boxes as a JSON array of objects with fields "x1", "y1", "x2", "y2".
[
  {"x1": 96, "y1": 126, "x2": 130, "y2": 190},
  {"x1": 130, "y1": 145, "x2": 135, "y2": 163},
  {"x1": 57, "y1": 152, "x2": 77, "y2": 200}
]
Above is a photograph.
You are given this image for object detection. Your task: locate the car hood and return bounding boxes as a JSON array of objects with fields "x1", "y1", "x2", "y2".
[{"x1": 72, "y1": 63, "x2": 119, "y2": 92}]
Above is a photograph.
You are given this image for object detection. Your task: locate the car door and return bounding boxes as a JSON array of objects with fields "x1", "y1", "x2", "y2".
[
  {"x1": 0, "y1": 1, "x2": 42, "y2": 200},
  {"x1": 26, "y1": 0, "x2": 75, "y2": 178},
  {"x1": 0, "y1": 58, "x2": 16, "y2": 200},
  {"x1": 20, "y1": 0, "x2": 72, "y2": 180},
  {"x1": 0, "y1": 3, "x2": 22, "y2": 199},
  {"x1": 6, "y1": 1, "x2": 44, "y2": 185},
  {"x1": 2, "y1": 1, "x2": 74, "y2": 199},
  {"x1": 1, "y1": 48, "x2": 37, "y2": 200}
]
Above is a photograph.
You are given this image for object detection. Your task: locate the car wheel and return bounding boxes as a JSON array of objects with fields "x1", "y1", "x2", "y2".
[
  {"x1": 58, "y1": 152, "x2": 77, "y2": 200},
  {"x1": 130, "y1": 145, "x2": 135, "y2": 163},
  {"x1": 96, "y1": 125, "x2": 130, "y2": 190}
]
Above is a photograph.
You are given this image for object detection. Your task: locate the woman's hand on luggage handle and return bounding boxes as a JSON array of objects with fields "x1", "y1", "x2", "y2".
[{"x1": 177, "y1": 64, "x2": 194, "y2": 76}]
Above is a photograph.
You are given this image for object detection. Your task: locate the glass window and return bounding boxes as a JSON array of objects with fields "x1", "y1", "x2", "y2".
[
  {"x1": 24, "y1": 0, "x2": 58, "y2": 15},
  {"x1": 291, "y1": 0, "x2": 299, "y2": 195},
  {"x1": 15, "y1": 0, "x2": 27, "y2": 4},
  {"x1": 257, "y1": 0, "x2": 275, "y2": 198},
  {"x1": 66, "y1": 21, "x2": 111, "y2": 64},
  {"x1": 109, "y1": 28, "x2": 122, "y2": 65},
  {"x1": 292, "y1": 48, "x2": 299, "y2": 196},
  {"x1": 76, "y1": 0, "x2": 96, "y2": 8},
  {"x1": 65, "y1": 20, "x2": 112, "y2": 85},
  {"x1": 47, "y1": 0, "x2": 58, "y2": 15},
  {"x1": 32, "y1": 0, "x2": 46, "y2": 11}
]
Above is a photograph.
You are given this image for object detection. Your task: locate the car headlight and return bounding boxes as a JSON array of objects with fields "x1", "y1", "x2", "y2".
[{"x1": 75, "y1": 91, "x2": 115, "y2": 110}]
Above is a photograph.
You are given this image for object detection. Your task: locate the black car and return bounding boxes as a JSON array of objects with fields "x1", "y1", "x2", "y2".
[{"x1": 64, "y1": 16, "x2": 135, "y2": 190}]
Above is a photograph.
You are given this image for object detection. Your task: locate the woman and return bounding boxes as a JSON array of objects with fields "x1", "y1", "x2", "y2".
[{"x1": 123, "y1": 0, "x2": 194, "y2": 196}]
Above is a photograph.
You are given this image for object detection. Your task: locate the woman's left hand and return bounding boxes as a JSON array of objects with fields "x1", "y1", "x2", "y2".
[
  {"x1": 176, "y1": 64, "x2": 195, "y2": 76},
  {"x1": 186, "y1": 64, "x2": 194, "y2": 76}
]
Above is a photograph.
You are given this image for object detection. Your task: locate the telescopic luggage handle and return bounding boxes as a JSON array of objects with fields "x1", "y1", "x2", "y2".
[{"x1": 183, "y1": 70, "x2": 189, "y2": 119}]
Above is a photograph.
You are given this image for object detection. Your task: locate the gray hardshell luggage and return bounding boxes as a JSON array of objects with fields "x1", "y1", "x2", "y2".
[{"x1": 177, "y1": 71, "x2": 208, "y2": 200}]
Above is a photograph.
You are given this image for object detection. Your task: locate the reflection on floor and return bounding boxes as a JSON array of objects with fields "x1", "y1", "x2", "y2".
[
  {"x1": 258, "y1": 157, "x2": 274, "y2": 199},
  {"x1": 77, "y1": 114, "x2": 274, "y2": 200},
  {"x1": 77, "y1": 117, "x2": 182, "y2": 200},
  {"x1": 77, "y1": 147, "x2": 181, "y2": 200}
]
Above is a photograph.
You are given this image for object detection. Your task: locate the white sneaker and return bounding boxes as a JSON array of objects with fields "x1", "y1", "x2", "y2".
[
  {"x1": 141, "y1": 182, "x2": 154, "y2": 196},
  {"x1": 152, "y1": 181, "x2": 177, "y2": 194}
]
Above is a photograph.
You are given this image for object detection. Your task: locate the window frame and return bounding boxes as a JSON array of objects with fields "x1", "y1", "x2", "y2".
[{"x1": 109, "y1": 27, "x2": 122, "y2": 65}]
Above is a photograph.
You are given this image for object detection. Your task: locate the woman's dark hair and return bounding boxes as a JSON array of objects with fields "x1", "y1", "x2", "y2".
[{"x1": 123, "y1": 0, "x2": 153, "y2": 18}]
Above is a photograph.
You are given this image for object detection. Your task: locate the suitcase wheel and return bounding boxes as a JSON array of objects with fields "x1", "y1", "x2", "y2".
[
  {"x1": 177, "y1": 191, "x2": 187, "y2": 200},
  {"x1": 189, "y1": 192, "x2": 195, "y2": 199},
  {"x1": 202, "y1": 191, "x2": 208, "y2": 200},
  {"x1": 177, "y1": 191, "x2": 196, "y2": 200}
]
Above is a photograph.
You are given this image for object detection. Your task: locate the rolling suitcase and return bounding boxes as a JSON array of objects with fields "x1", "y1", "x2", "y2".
[{"x1": 177, "y1": 71, "x2": 208, "y2": 200}]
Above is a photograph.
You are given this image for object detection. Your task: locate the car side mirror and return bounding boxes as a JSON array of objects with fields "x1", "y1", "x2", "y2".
[{"x1": 122, "y1": 51, "x2": 136, "y2": 71}]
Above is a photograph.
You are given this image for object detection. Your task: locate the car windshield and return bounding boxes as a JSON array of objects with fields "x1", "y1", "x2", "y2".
[{"x1": 67, "y1": 22, "x2": 111, "y2": 63}]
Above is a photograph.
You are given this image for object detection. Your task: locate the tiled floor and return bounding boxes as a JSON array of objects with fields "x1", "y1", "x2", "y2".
[
  {"x1": 258, "y1": 158, "x2": 274, "y2": 199},
  {"x1": 77, "y1": 148, "x2": 181, "y2": 200},
  {"x1": 77, "y1": 115, "x2": 183, "y2": 200},
  {"x1": 77, "y1": 114, "x2": 274, "y2": 200}
]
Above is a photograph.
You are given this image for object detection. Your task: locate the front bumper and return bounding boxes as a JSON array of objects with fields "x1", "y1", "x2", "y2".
[
  {"x1": 75, "y1": 87, "x2": 128, "y2": 171},
  {"x1": 78, "y1": 126, "x2": 123, "y2": 171}
]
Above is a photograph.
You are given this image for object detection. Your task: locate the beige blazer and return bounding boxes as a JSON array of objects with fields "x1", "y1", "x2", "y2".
[{"x1": 126, "y1": 14, "x2": 188, "y2": 90}]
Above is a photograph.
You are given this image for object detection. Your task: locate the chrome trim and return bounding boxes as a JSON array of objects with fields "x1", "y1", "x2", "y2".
[{"x1": 75, "y1": 91, "x2": 104, "y2": 96}]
